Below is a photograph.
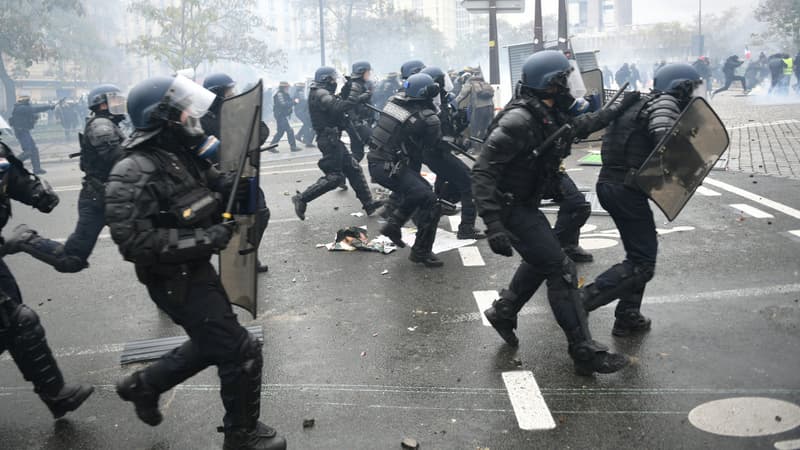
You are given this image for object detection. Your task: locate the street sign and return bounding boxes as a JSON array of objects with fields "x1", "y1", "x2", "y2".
[{"x1": 461, "y1": 0, "x2": 524, "y2": 13}]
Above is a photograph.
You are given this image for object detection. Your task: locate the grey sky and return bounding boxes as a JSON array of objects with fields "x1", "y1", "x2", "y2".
[{"x1": 503, "y1": 0, "x2": 759, "y2": 25}]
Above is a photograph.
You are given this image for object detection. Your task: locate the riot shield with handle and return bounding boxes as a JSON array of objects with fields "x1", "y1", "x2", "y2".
[
  {"x1": 635, "y1": 96, "x2": 729, "y2": 222},
  {"x1": 218, "y1": 80, "x2": 263, "y2": 319}
]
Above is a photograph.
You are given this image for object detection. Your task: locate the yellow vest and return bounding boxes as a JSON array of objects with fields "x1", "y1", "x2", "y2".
[{"x1": 784, "y1": 58, "x2": 794, "y2": 75}]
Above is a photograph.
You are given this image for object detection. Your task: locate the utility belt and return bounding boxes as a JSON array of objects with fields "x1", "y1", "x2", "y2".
[
  {"x1": 497, "y1": 190, "x2": 540, "y2": 209},
  {"x1": 598, "y1": 166, "x2": 641, "y2": 190},
  {"x1": 136, "y1": 260, "x2": 206, "y2": 305},
  {"x1": 82, "y1": 176, "x2": 107, "y2": 199}
]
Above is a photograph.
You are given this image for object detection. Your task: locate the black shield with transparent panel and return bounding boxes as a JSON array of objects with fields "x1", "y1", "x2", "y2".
[
  {"x1": 581, "y1": 69, "x2": 604, "y2": 97},
  {"x1": 635, "y1": 97, "x2": 729, "y2": 221},
  {"x1": 218, "y1": 80, "x2": 263, "y2": 319}
]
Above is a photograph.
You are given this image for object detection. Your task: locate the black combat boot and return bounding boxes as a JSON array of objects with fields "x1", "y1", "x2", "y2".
[
  {"x1": 612, "y1": 309, "x2": 652, "y2": 337},
  {"x1": 563, "y1": 244, "x2": 594, "y2": 263},
  {"x1": 291, "y1": 193, "x2": 307, "y2": 221},
  {"x1": 457, "y1": 223, "x2": 487, "y2": 240},
  {"x1": 116, "y1": 372, "x2": 163, "y2": 426},
  {"x1": 223, "y1": 422, "x2": 286, "y2": 450},
  {"x1": 257, "y1": 260, "x2": 269, "y2": 274},
  {"x1": 380, "y1": 209, "x2": 408, "y2": 248},
  {"x1": 362, "y1": 199, "x2": 384, "y2": 216},
  {"x1": 567, "y1": 328, "x2": 630, "y2": 376},
  {"x1": 483, "y1": 292, "x2": 522, "y2": 347},
  {"x1": 408, "y1": 251, "x2": 444, "y2": 267},
  {"x1": 40, "y1": 383, "x2": 95, "y2": 419}
]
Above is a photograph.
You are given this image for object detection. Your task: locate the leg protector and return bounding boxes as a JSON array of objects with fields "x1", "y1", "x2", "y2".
[
  {"x1": 4, "y1": 224, "x2": 87, "y2": 273},
  {"x1": 220, "y1": 333, "x2": 264, "y2": 431},
  {"x1": 299, "y1": 173, "x2": 344, "y2": 203},
  {"x1": 583, "y1": 262, "x2": 654, "y2": 312},
  {"x1": 410, "y1": 201, "x2": 442, "y2": 258},
  {"x1": 380, "y1": 208, "x2": 411, "y2": 248},
  {"x1": 8, "y1": 303, "x2": 64, "y2": 398},
  {"x1": 342, "y1": 156, "x2": 374, "y2": 206},
  {"x1": 483, "y1": 289, "x2": 525, "y2": 347}
]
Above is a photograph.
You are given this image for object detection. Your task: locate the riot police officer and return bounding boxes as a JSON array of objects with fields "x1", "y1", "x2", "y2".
[
  {"x1": 292, "y1": 67, "x2": 382, "y2": 220},
  {"x1": 344, "y1": 61, "x2": 374, "y2": 162},
  {"x1": 581, "y1": 64, "x2": 703, "y2": 337},
  {"x1": 420, "y1": 66, "x2": 485, "y2": 240},
  {"x1": 293, "y1": 82, "x2": 315, "y2": 147},
  {"x1": 374, "y1": 72, "x2": 401, "y2": 110},
  {"x1": 368, "y1": 73, "x2": 444, "y2": 267},
  {"x1": 400, "y1": 60, "x2": 426, "y2": 81},
  {"x1": 0, "y1": 128, "x2": 94, "y2": 419},
  {"x1": 9, "y1": 95, "x2": 55, "y2": 174},
  {"x1": 472, "y1": 51, "x2": 639, "y2": 375},
  {"x1": 270, "y1": 81, "x2": 299, "y2": 152},
  {"x1": 6, "y1": 85, "x2": 128, "y2": 273},
  {"x1": 203, "y1": 73, "x2": 272, "y2": 274},
  {"x1": 105, "y1": 75, "x2": 286, "y2": 450}
]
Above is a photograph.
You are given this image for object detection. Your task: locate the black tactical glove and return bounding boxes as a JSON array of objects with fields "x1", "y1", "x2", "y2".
[
  {"x1": 619, "y1": 91, "x2": 642, "y2": 111},
  {"x1": 205, "y1": 223, "x2": 233, "y2": 251},
  {"x1": 219, "y1": 171, "x2": 251, "y2": 204},
  {"x1": 486, "y1": 220, "x2": 513, "y2": 257},
  {"x1": 32, "y1": 179, "x2": 59, "y2": 213}
]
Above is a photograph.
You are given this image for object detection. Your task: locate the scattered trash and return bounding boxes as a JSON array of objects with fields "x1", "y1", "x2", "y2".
[
  {"x1": 283, "y1": 191, "x2": 290, "y2": 196},
  {"x1": 512, "y1": 358, "x2": 523, "y2": 367},
  {"x1": 407, "y1": 326, "x2": 417, "y2": 331},
  {"x1": 752, "y1": 181, "x2": 758, "y2": 184},
  {"x1": 321, "y1": 226, "x2": 396, "y2": 254},
  {"x1": 333, "y1": 206, "x2": 339, "y2": 211},
  {"x1": 776, "y1": 415, "x2": 783, "y2": 422},
  {"x1": 401, "y1": 438, "x2": 419, "y2": 449},
  {"x1": 767, "y1": 221, "x2": 772, "y2": 225},
  {"x1": 372, "y1": 332, "x2": 379, "y2": 337},
  {"x1": 381, "y1": 269, "x2": 389, "y2": 275},
  {"x1": 350, "y1": 212, "x2": 365, "y2": 217},
  {"x1": 292, "y1": 277, "x2": 297, "y2": 283},
  {"x1": 302, "y1": 418, "x2": 315, "y2": 429},
  {"x1": 360, "y1": 351, "x2": 367, "y2": 357}
]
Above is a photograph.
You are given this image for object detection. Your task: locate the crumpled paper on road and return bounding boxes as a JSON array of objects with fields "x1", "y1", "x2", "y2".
[{"x1": 317, "y1": 226, "x2": 396, "y2": 254}]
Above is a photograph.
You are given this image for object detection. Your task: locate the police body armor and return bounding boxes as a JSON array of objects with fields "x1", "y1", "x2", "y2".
[
  {"x1": 308, "y1": 86, "x2": 340, "y2": 134},
  {"x1": 78, "y1": 116, "x2": 126, "y2": 197},
  {"x1": 598, "y1": 94, "x2": 654, "y2": 184},
  {"x1": 369, "y1": 98, "x2": 416, "y2": 162}
]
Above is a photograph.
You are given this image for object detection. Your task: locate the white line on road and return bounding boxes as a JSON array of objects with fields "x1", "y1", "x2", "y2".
[
  {"x1": 458, "y1": 247, "x2": 485, "y2": 267},
  {"x1": 705, "y1": 177, "x2": 800, "y2": 220},
  {"x1": 472, "y1": 290, "x2": 497, "y2": 326},
  {"x1": 788, "y1": 230, "x2": 800, "y2": 238},
  {"x1": 730, "y1": 203, "x2": 775, "y2": 219},
  {"x1": 502, "y1": 371, "x2": 556, "y2": 430},
  {"x1": 441, "y1": 283, "x2": 800, "y2": 325},
  {"x1": 448, "y1": 215, "x2": 461, "y2": 232},
  {"x1": 775, "y1": 439, "x2": 800, "y2": 450},
  {"x1": 728, "y1": 119, "x2": 800, "y2": 130},
  {"x1": 696, "y1": 186, "x2": 721, "y2": 196}
]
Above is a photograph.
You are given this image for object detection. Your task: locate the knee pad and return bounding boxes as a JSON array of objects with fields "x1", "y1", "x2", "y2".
[
  {"x1": 324, "y1": 172, "x2": 345, "y2": 185},
  {"x1": 573, "y1": 202, "x2": 591, "y2": 224},
  {"x1": 237, "y1": 332, "x2": 263, "y2": 376},
  {"x1": 12, "y1": 304, "x2": 44, "y2": 340},
  {"x1": 560, "y1": 256, "x2": 578, "y2": 289},
  {"x1": 633, "y1": 263, "x2": 655, "y2": 284}
]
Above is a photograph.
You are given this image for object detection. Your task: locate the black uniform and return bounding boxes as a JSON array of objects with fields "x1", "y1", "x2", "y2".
[
  {"x1": 344, "y1": 77, "x2": 374, "y2": 162},
  {"x1": 0, "y1": 142, "x2": 93, "y2": 418},
  {"x1": 712, "y1": 56, "x2": 747, "y2": 96},
  {"x1": 293, "y1": 89, "x2": 315, "y2": 146},
  {"x1": 270, "y1": 88, "x2": 297, "y2": 149},
  {"x1": 582, "y1": 92, "x2": 685, "y2": 336},
  {"x1": 105, "y1": 131, "x2": 268, "y2": 435},
  {"x1": 293, "y1": 84, "x2": 378, "y2": 216},
  {"x1": 373, "y1": 76, "x2": 401, "y2": 110},
  {"x1": 9, "y1": 100, "x2": 53, "y2": 174},
  {"x1": 472, "y1": 92, "x2": 629, "y2": 373},
  {"x1": 368, "y1": 92, "x2": 443, "y2": 264}
]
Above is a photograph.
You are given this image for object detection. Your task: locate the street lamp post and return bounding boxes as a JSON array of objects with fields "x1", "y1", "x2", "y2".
[{"x1": 319, "y1": 0, "x2": 326, "y2": 66}]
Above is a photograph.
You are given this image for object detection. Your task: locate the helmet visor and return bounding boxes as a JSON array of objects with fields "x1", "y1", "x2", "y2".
[
  {"x1": 0, "y1": 115, "x2": 10, "y2": 130},
  {"x1": 166, "y1": 75, "x2": 216, "y2": 119},
  {"x1": 565, "y1": 60, "x2": 586, "y2": 98},
  {"x1": 443, "y1": 73, "x2": 454, "y2": 93},
  {"x1": 107, "y1": 92, "x2": 127, "y2": 116}
]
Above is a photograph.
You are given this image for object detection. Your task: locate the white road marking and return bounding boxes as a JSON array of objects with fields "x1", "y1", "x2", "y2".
[
  {"x1": 730, "y1": 203, "x2": 774, "y2": 219},
  {"x1": 441, "y1": 283, "x2": 800, "y2": 325},
  {"x1": 788, "y1": 230, "x2": 800, "y2": 238},
  {"x1": 728, "y1": 119, "x2": 800, "y2": 130},
  {"x1": 458, "y1": 246, "x2": 485, "y2": 267},
  {"x1": 448, "y1": 215, "x2": 462, "y2": 232},
  {"x1": 688, "y1": 397, "x2": 800, "y2": 437},
  {"x1": 696, "y1": 186, "x2": 721, "y2": 196},
  {"x1": 775, "y1": 439, "x2": 800, "y2": 450},
  {"x1": 705, "y1": 177, "x2": 800, "y2": 220},
  {"x1": 579, "y1": 224, "x2": 597, "y2": 233},
  {"x1": 578, "y1": 237, "x2": 618, "y2": 250},
  {"x1": 54, "y1": 185, "x2": 82, "y2": 193},
  {"x1": 472, "y1": 290, "x2": 498, "y2": 326},
  {"x1": 502, "y1": 371, "x2": 556, "y2": 430}
]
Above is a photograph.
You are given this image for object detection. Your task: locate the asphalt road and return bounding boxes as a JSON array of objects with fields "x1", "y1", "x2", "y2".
[{"x1": 0, "y1": 95, "x2": 799, "y2": 450}]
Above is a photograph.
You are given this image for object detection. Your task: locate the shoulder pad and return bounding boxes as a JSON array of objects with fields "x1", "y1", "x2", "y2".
[
  {"x1": 349, "y1": 81, "x2": 366, "y2": 96},
  {"x1": 383, "y1": 101, "x2": 413, "y2": 123},
  {"x1": 109, "y1": 153, "x2": 157, "y2": 183},
  {"x1": 122, "y1": 128, "x2": 161, "y2": 150},
  {"x1": 496, "y1": 106, "x2": 536, "y2": 131},
  {"x1": 86, "y1": 117, "x2": 122, "y2": 146},
  {"x1": 644, "y1": 94, "x2": 682, "y2": 114}
]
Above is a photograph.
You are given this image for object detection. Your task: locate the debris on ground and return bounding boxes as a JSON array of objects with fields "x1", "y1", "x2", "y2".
[
  {"x1": 302, "y1": 418, "x2": 315, "y2": 429},
  {"x1": 350, "y1": 212, "x2": 365, "y2": 217},
  {"x1": 381, "y1": 269, "x2": 389, "y2": 275},
  {"x1": 401, "y1": 437, "x2": 419, "y2": 449},
  {"x1": 360, "y1": 351, "x2": 367, "y2": 357},
  {"x1": 319, "y1": 226, "x2": 396, "y2": 254}
]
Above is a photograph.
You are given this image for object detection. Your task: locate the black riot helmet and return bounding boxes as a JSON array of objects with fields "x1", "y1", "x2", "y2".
[
  {"x1": 400, "y1": 60, "x2": 426, "y2": 80},
  {"x1": 421, "y1": 66, "x2": 454, "y2": 93},
  {"x1": 202, "y1": 73, "x2": 236, "y2": 98},
  {"x1": 520, "y1": 50, "x2": 572, "y2": 92},
  {"x1": 126, "y1": 75, "x2": 216, "y2": 131},
  {"x1": 351, "y1": 61, "x2": 372, "y2": 79},
  {"x1": 88, "y1": 84, "x2": 126, "y2": 117},
  {"x1": 314, "y1": 66, "x2": 338, "y2": 91},
  {"x1": 403, "y1": 73, "x2": 440, "y2": 100},
  {"x1": 653, "y1": 63, "x2": 702, "y2": 99}
]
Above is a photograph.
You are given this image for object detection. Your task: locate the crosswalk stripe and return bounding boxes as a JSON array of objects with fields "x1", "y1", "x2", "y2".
[
  {"x1": 696, "y1": 186, "x2": 721, "y2": 196},
  {"x1": 789, "y1": 230, "x2": 800, "y2": 238},
  {"x1": 472, "y1": 290, "x2": 497, "y2": 326},
  {"x1": 448, "y1": 215, "x2": 461, "y2": 232},
  {"x1": 706, "y1": 177, "x2": 800, "y2": 220},
  {"x1": 502, "y1": 371, "x2": 556, "y2": 430},
  {"x1": 730, "y1": 203, "x2": 774, "y2": 218},
  {"x1": 458, "y1": 247, "x2": 485, "y2": 267},
  {"x1": 774, "y1": 439, "x2": 800, "y2": 450}
]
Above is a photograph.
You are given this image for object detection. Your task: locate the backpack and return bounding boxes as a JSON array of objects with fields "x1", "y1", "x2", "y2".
[{"x1": 475, "y1": 81, "x2": 495, "y2": 100}]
